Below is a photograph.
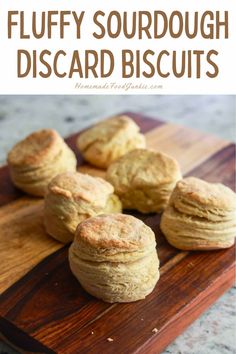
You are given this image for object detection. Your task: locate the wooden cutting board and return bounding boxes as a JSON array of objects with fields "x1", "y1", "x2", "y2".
[{"x1": 0, "y1": 113, "x2": 235, "y2": 354}]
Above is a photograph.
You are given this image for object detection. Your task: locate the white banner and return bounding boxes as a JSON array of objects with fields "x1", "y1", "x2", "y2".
[{"x1": 0, "y1": 0, "x2": 235, "y2": 94}]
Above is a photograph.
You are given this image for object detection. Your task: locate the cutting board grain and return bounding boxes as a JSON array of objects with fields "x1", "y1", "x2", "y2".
[{"x1": 0, "y1": 112, "x2": 235, "y2": 354}]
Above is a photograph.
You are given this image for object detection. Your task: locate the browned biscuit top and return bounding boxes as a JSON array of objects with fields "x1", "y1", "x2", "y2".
[
  {"x1": 173, "y1": 177, "x2": 236, "y2": 211},
  {"x1": 74, "y1": 213, "x2": 156, "y2": 250},
  {"x1": 78, "y1": 116, "x2": 140, "y2": 151},
  {"x1": 107, "y1": 149, "x2": 181, "y2": 189},
  {"x1": 48, "y1": 172, "x2": 114, "y2": 203},
  {"x1": 7, "y1": 129, "x2": 63, "y2": 167}
]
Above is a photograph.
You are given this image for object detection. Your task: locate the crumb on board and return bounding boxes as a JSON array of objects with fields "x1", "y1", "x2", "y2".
[
  {"x1": 152, "y1": 328, "x2": 159, "y2": 333},
  {"x1": 107, "y1": 337, "x2": 114, "y2": 342},
  {"x1": 91, "y1": 331, "x2": 94, "y2": 335},
  {"x1": 141, "y1": 318, "x2": 144, "y2": 321}
]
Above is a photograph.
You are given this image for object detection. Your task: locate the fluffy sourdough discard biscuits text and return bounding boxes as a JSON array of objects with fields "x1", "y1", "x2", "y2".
[
  {"x1": 44, "y1": 172, "x2": 122, "y2": 243},
  {"x1": 107, "y1": 149, "x2": 182, "y2": 213},
  {"x1": 77, "y1": 116, "x2": 146, "y2": 168},
  {"x1": 7, "y1": 129, "x2": 77, "y2": 196},
  {"x1": 160, "y1": 177, "x2": 236, "y2": 250},
  {"x1": 69, "y1": 214, "x2": 160, "y2": 302}
]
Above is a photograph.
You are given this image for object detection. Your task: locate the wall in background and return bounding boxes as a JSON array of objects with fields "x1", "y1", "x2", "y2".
[{"x1": 0, "y1": 95, "x2": 235, "y2": 164}]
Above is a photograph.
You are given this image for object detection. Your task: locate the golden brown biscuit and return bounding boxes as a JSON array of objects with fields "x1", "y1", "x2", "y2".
[
  {"x1": 160, "y1": 177, "x2": 236, "y2": 250},
  {"x1": 7, "y1": 129, "x2": 77, "y2": 196},
  {"x1": 77, "y1": 116, "x2": 146, "y2": 168},
  {"x1": 106, "y1": 149, "x2": 182, "y2": 213},
  {"x1": 69, "y1": 214, "x2": 159, "y2": 302},
  {"x1": 44, "y1": 172, "x2": 122, "y2": 243}
]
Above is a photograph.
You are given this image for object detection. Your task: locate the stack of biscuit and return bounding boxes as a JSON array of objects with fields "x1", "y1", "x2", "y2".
[
  {"x1": 77, "y1": 115, "x2": 146, "y2": 168},
  {"x1": 69, "y1": 214, "x2": 160, "y2": 303},
  {"x1": 44, "y1": 172, "x2": 122, "y2": 243},
  {"x1": 7, "y1": 129, "x2": 77, "y2": 196},
  {"x1": 160, "y1": 177, "x2": 236, "y2": 250},
  {"x1": 107, "y1": 149, "x2": 182, "y2": 213}
]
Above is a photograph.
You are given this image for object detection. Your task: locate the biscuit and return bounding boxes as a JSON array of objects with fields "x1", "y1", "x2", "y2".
[
  {"x1": 77, "y1": 116, "x2": 146, "y2": 168},
  {"x1": 7, "y1": 129, "x2": 77, "y2": 196},
  {"x1": 69, "y1": 214, "x2": 160, "y2": 303},
  {"x1": 160, "y1": 177, "x2": 236, "y2": 250},
  {"x1": 44, "y1": 172, "x2": 122, "y2": 243},
  {"x1": 106, "y1": 149, "x2": 182, "y2": 213}
]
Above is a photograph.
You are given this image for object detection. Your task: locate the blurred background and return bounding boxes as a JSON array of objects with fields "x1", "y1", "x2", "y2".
[
  {"x1": 0, "y1": 95, "x2": 235, "y2": 354},
  {"x1": 0, "y1": 95, "x2": 235, "y2": 165}
]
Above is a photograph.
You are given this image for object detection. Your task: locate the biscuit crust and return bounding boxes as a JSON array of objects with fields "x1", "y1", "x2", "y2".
[
  {"x1": 171, "y1": 177, "x2": 236, "y2": 218},
  {"x1": 74, "y1": 213, "x2": 156, "y2": 253},
  {"x1": 8, "y1": 130, "x2": 61, "y2": 167},
  {"x1": 107, "y1": 149, "x2": 182, "y2": 213},
  {"x1": 77, "y1": 116, "x2": 146, "y2": 168}
]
